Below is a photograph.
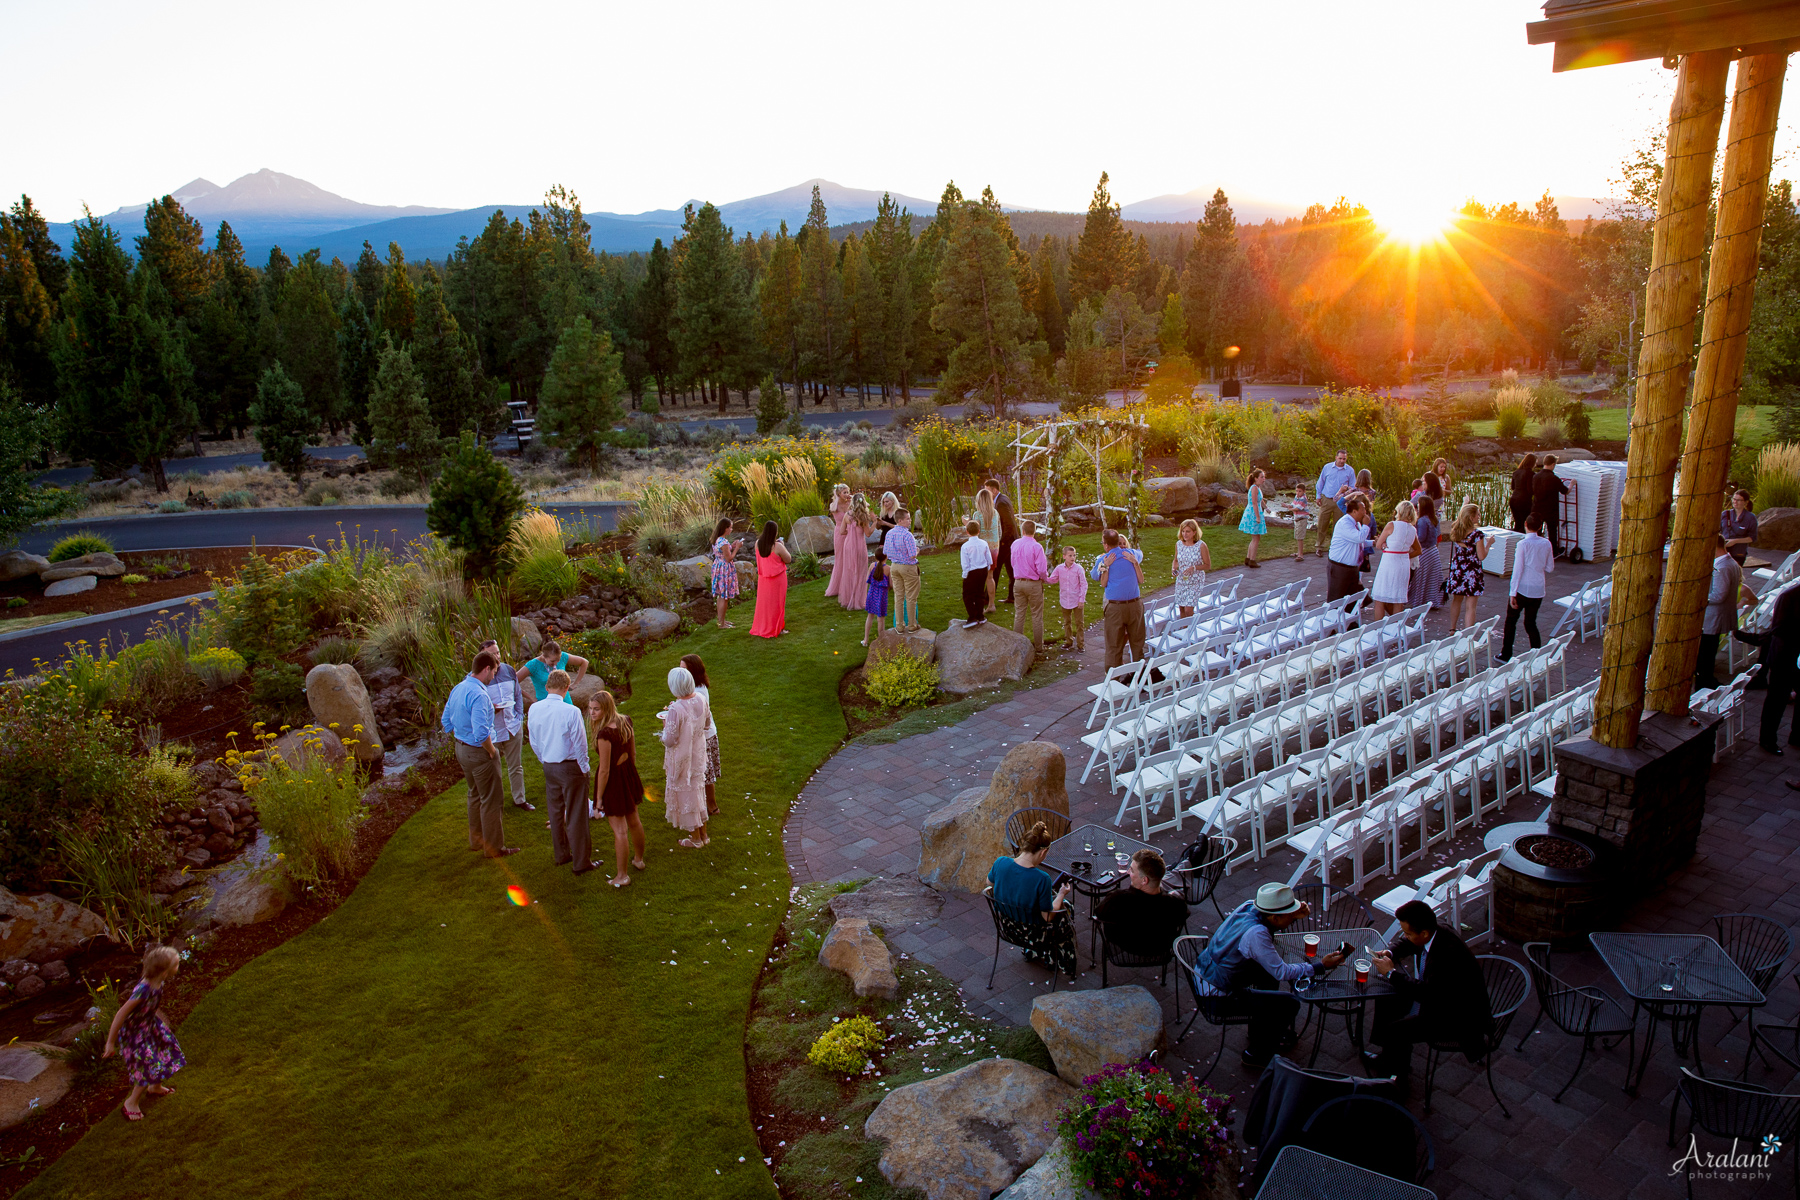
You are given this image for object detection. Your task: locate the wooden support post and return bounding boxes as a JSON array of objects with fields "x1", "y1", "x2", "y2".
[
  {"x1": 1593, "y1": 50, "x2": 1730, "y2": 749},
  {"x1": 1647, "y1": 53, "x2": 1791, "y2": 716}
]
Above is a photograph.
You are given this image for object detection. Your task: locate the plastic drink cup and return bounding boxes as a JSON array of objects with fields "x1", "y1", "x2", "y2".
[
  {"x1": 1303, "y1": 934, "x2": 1320, "y2": 959},
  {"x1": 1354, "y1": 959, "x2": 1371, "y2": 986}
]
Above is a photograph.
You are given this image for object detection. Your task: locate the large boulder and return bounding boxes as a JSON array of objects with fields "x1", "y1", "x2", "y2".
[
  {"x1": 612, "y1": 607, "x2": 681, "y2": 641},
  {"x1": 934, "y1": 621, "x2": 1035, "y2": 694},
  {"x1": 1756, "y1": 507, "x2": 1800, "y2": 554},
  {"x1": 1029, "y1": 987, "x2": 1168, "y2": 1086},
  {"x1": 305, "y1": 663, "x2": 384, "y2": 762},
  {"x1": 1457, "y1": 439, "x2": 1505, "y2": 458},
  {"x1": 870, "y1": 626, "x2": 936, "y2": 664},
  {"x1": 828, "y1": 873, "x2": 945, "y2": 930},
  {"x1": 1144, "y1": 476, "x2": 1200, "y2": 514},
  {"x1": 0, "y1": 551, "x2": 49, "y2": 582},
  {"x1": 665, "y1": 555, "x2": 712, "y2": 591},
  {"x1": 269, "y1": 725, "x2": 348, "y2": 771},
  {"x1": 567, "y1": 673, "x2": 606, "y2": 711},
  {"x1": 209, "y1": 872, "x2": 289, "y2": 927},
  {"x1": 734, "y1": 558, "x2": 757, "y2": 591},
  {"x1": 43, "y1": 575, "x2": 97, "y2": 597},
  {"x1": 919, "y1": 742, "x2": 1069, "y2": 894},
  {"x1": 40, "y1": 552, "x2": 126, "y2": 580},
  {"x1": 994, "y1": 1144, "x2": 1104, "y2": 1200},
  {"x1": 0, "y1": 888, "x2": 108, "y2": 961},
  {"x1": 511, "y1": 616, "x2": 543, "y2": 655},
  {"x1": 1547, "y1": 447, "x2": 1596, "y2": 461},
  {"x1": 866, "y1": 1058, "x2": 1076, "y2": 1200},
  {"x1": 0, "y1": 1043, "x2": 76, "y2": 1131},
  {"x1": 789, "y1": 514, "x2": 836, "y2": 555},
  {"x1": 818, "y1": 917, "x2": 899, "y2": 999}
]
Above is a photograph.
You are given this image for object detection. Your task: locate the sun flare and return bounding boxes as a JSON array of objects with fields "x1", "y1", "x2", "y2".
[{"x1": 1375, "y1": 198, "x2": 1455, "y2": 245}]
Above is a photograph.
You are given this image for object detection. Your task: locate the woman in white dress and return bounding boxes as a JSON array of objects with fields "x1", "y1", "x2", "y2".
[
  {"x1": 1370, "y1": 500, "x2": 1422, "y2": 617},
  {"x1": 1171, "y1": 518, "x2": 1212, "y2": 616}
]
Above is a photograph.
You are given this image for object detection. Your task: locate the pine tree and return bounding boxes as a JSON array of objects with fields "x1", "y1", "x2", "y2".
[
  {"x1": 413, "y1": 265, "x2": 492, "y2": 438},
  {"x1": 1157, "y1": 293, "x2": 1187, "y2": 358},
  {"x1": 930, "y1": 201, "x2": 1036, "y2": 416},
  {"x1": 250, "y1": 363, "x2": 316, "y2": 487},
  {"x1": 636, "y1": 238, "x2": 678, "y2": 406},
  {"x1": 136, "y1": 196, "x2": 214, "y2": 323},
  {"x1": 272, "y1": 250, "x2": 344, "y2": 430},
  {"x1": 1054, "y1": 299, "x2": 1109, "y2": 413},
  {"x1": 798, "y1": 185, "x2": 845, "y2": 405},
  {"x1": 538, "y1": 316, "x2": 624, "y2": 473},
  {"x1": 337, "y1": 292, "x2": 378, "y2": 443},
  {"x1": 1180, "y1": 188, "x2": 1248, "y2": 368},
  {"x1": 189, "y1": 222, "x2": 260, "y2": 437},
  {"x1": 427, "y1": 431, "x2": 524, "y2": 582},
  {"x1": 377, "y1": 241, "x2": 416, "y2": 344},
  {"x1": 840, "y1": 233, "x2": 871, "y2": 402},
  {"x1": 365, "y1": 340, "x2": 441, "y2": 488},
  {"x1": 755, "y1": 370, "x2": 787, "y2": 434},
  {"x1": 1069, "y1": 172, "x2": 1141, "y2": 305},
  {"x1": 0, "y1": 380, "x2": 71, "y2": 546},
  {"x1": 1097, "y1": 287, "x2": 1158, "y2": 400},
  {"x1": 1035, "y1": 248, "x2": 1066, "y2": 355},
  {"x1": 863, "y1": 195, "x2": 917, "y2": 402},
  {"x1": 0, "y1": 199, "x2": 61, "y2": 409},
  {"x1": 54, "y1": 214, "x2": 197, "y2": 491},
  {"x1": 671, "y1": 202, "x2": 754, "y2": 414},
  {"x1": 353, "y1": 240, "x2": 385, "y2": 313},
  {"x1": 263, "y1": 246, "x2": 292, "y2": 308},
  {"x1": 759, "y1": 222, "x2": 803, "y2": 392}
]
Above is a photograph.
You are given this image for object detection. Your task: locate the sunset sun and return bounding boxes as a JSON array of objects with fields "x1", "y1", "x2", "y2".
[{"x1": 1375, "y1": 197, "x2": 1456, "y2": 244}]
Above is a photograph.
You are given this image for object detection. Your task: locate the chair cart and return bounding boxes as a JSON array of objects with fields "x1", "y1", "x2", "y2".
[{"x1": 1557, "y1": 477, "x2": 1582, "y2": 562}]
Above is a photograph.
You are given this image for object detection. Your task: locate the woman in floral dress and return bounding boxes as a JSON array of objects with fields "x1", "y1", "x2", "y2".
[
  {"x1": 1445, "y1": 502, "x2": 1492, "y2": 632},
  {"x1": 104, "y1": 944, "x2": 186, "y2": 1121},
  {"x1": 1171, "y1": 519, "x2": 1212, "y2": 616},
  {"x1": 709, "y1": 518, "x2": 738, "y2": 629}
]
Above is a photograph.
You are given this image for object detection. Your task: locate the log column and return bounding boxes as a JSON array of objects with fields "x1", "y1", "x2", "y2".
[
  {"x1": 1646, "y1": 53, "x2": 1791, "y2": 716},
  {"x1": 1593, "y1": 50, "x2": 1729, "y2": 749}
]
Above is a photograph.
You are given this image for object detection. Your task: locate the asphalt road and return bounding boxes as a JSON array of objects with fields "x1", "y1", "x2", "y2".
[
  {"x1": 35, "y1": 444, "x2": 366, "y2": 486},
  {"x1": 4, "y1": 503, "x2": 628, "y2": 677}
]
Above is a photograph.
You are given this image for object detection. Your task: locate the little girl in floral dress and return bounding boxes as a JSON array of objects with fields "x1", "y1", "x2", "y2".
[{"x1": 104, "y1": 944, "x2": 186, "y2": 1121}]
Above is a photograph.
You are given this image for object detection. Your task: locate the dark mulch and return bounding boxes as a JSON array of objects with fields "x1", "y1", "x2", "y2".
[{"x1": 0, "y1": 548, "x2": 294, "y2": 620}]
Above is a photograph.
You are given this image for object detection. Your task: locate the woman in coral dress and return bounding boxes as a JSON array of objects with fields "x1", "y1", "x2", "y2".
[
  {"x1": 823, "y1": 483, "x2": 854, "y2": 602},
  {"x1": 750, "y1": 521, "x2": 790, "y2": 638},
  {"x1": 660, "y1": 666, "x2": 712, "y2": 848},
  {"x1": 837, "y1": 493, "x2": 873, "y2": 611}
]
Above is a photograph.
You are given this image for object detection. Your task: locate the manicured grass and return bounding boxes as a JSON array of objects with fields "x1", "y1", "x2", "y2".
[
  {"x1": 1466, "y1": 404, "x2": 1778, "y2": 446},
  {"x1": 22, "y1": 517, "x2": 1259, "y2": 1200}
]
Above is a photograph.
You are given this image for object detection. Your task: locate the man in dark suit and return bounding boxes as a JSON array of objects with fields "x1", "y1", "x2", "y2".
[
  {"x1": 1360, "y1": 900, "x2": 1493, "y2": 1093},
  {"x1": 1735, "y1": 582, "x2": 1800, "y2": 755},
  {"x1": 1530, "y1": 454, "x2": 1569, "y2": 557},
  {"x1": 989, "y1": 477, "x2": 1020, "y2": 605}
]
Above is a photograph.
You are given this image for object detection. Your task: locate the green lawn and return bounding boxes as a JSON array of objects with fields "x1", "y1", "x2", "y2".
[
  {"x1": 1466, "y1": 404, "x2": 1778, "y2": 446},
  {"x1": 22, "y1": 520, "x2": 1259, "y2": 1200}
]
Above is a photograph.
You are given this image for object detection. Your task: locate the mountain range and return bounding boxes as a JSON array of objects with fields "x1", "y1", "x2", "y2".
[{"x1": 41, "y1": 170, "x2": 1618, "y2": 264}]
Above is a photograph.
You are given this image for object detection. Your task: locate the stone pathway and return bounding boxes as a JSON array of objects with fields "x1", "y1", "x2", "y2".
[{"x1": 786, "y1": 550, "x2": 1800, "y2": 1199}]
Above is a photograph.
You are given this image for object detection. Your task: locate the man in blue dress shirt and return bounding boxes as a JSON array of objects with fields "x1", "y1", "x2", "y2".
[
  {"x1": 441, "y1": 649, "x2": 520, "y2": 858},
  {"x1": 1314, "y1": 450, "x2": 1356, "y2": 558}
]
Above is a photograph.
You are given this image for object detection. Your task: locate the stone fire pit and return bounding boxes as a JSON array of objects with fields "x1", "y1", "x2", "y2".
[{"x1": 1486, "y1": 821, "x2": 1619, "y2": 948}]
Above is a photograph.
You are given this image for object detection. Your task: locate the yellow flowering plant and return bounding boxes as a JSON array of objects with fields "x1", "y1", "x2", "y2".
[{"x1": 807, "y1": 1016, "x2": 883, "y2": 1075}]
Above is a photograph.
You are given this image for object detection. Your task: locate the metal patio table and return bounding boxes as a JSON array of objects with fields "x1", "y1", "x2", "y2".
[
  {"x1": 1042, "y1": 823, "x2": 1154, "y2": 959},
  {"x1": 1274, "y1": 927, "x2": 1398, "y2": 1066},
  {"x1": 1589, "y1": 931, "x2": 1765, "y2": 1095},
  {"x1": 1255, "y1": 1145, "x2": 1436, "y2": 1200}
]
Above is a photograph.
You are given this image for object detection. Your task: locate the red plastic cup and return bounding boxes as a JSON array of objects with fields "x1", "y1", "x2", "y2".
[
  {"x1": 1354, "y1": 959, "x2": 1371, "y2": 986},
  {"x1": 1303, "y1": 934, "x2": 1320, "y2": 959}
]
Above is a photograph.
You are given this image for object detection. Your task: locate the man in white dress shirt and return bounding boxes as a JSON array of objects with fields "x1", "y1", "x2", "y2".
[
  {"x1": 528, "y1": 669, "x2": 597, "y2": 874},
  {"x1": 1326, "y1": 496, "x2": 1373, "y2": 602},
  {"x1": 1501, "y1": 514, "x2": 1554, "y2": 663}
]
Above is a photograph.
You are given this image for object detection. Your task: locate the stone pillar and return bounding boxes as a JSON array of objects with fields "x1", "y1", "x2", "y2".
[{"x1": 1551, "y1": 709, "x2": 1721, "y2": 896}]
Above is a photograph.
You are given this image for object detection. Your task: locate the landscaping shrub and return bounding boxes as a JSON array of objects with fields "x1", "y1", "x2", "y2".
[
  {"x1": 377, "y1": 473, "x2": 417, "y2": 499},
  {"x1": 301, "y1": 481, "x2": 344, "y2": 506},
  {"x1": 139, "y1": 742, "x2": 197, "y2": 805},
  {"x1": 213, "y1": 551, "x2": 303, "y2": 667},
  {"x1": 50, "y1": 979, "x2": 125, "y2": 1079},
  {"x1": 287, "y1": 534, "x2": 401, "y2": 629},
  {"x1": 157, "y1": 499, "x2": 188, "y2": 513},
  {"x1": 756, "y1": 372, "x2": 787, "y2": 435},
  {"x1": 892, "y1": 398, "x2": 935, "y2": 430},
  {"x1": 43, "y1": 641, "x2": 121, "y2": 716},
  {"x1": 864, "y1": 651, "x2": 940, "y2": 708},
  {"x1": 238, "y1": 731, "x2": 368, "y2": 887},
  {"x1": 1494, "y1": 387, "x2": 1531, "y2": 438},
  {"x1": 1538, "y1": 421, "x2": 1566, "y2": 445},
  {"x1": 1055, "y1": 1062, "x2": 1233, "y2": 1200},
  {"x1": 215, "y1": 488, "x2": 258, "y2": 509},
  {"x1": 789, "y1": 551, "x2": 824, "y2": 583},
  {"x1": 512, "y1": 546, "x2": 580, "y2": 605},
  {"x1": 250, "y1": 662, "x2": 306, "y2": 712},
  {"x1": 626, "y1": 552, "x2": 681, "y2": 610},
  {"x1": 561, "y1": 627, "x2": 634, "y2": 689},
  {"x1": 807, "y1": 1016, "x2": 882, "y2": 1074},
  {"x1": 426, "y1": 431, "x2": 526, "y2": 581},
  {"x1": 1564, "y1": 400, "x2": 1592, "y2": 444},
  {"x1": 121, "y1": 573, "x2": 148, "y2": 585},
  {"x1": 48, "y1": 531, "x2": 114, "y2": 562},
  {"x1": 115, "y1": 628, "x2": 195, "y2": 709},
  {"x1": 189, "y1": 646, "x2": 247, "y2": 690},
  {"x1": 6, "y1": 596, "x2": 26, "y2": 609},
  {"x1": 1455, "y1": 388, "x2": 1498, "y2": 421},
  {"x1": 1530, "y1": 380, "x2": 1569, "y2": 421},
  {"x1": 859, "y1": 442, "x2": 905, "y2": 472},
  {"x1": 576, "y1": 551, "x2": 632, "y2": 590},
  {"x1": 708, "y1": 436, "x2": 844, "y2": 515},
  {"x1": 1755, "y1": 442, "x2": 1800, "y2": 511},
  {"x1": 308, "y1": 636, "x2": 362, "y2": 666}
]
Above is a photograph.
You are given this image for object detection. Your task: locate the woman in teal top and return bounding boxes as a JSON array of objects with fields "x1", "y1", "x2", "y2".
[
  {"x1": 987, "y1": 822, "x2": 1076, "y2": 979},
  {"x1": 518, "y1": 641, "x2": 589, "y2": 704}
]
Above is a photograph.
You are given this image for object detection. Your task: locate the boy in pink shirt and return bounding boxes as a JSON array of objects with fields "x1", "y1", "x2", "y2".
[{"x1": 1048, "y1": 545, "x2": 1090, "y2": 651}]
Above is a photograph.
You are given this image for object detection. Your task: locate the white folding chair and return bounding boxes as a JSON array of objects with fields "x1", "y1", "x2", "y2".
[
  {"x1": 1446, "y1": 846, "x2": 1508, "y2": 946},
  {"x1": 1115, "y1": 747, "x2": 1209, "y2": 841}
]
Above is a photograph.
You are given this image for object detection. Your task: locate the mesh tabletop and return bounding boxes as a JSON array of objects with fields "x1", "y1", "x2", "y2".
[
  {"x1": 1042, "y1": 823, "x2": 1153, "y2": 889},
  {"x1": 1274, "y1": 928, "x2": 1398, "y2": 1001},
  {"x1": 1589, "y1": 933, "x2": 1766, "y2": 1006},
  {"x1": 1255, "y1": 1145, "x2": 1436, "y2": 1200}
]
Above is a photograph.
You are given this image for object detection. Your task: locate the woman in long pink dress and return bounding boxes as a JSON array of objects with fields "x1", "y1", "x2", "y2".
[
  {"x1": 659, "y1": 666, "x2": 712, "y2": 848},
  {"x1": 750, "y1": 520, "x2": 790, "y2": 638},
  {"x1": 837, "y1": 493, "x2": 873, "y2": 611},
  {"x1": 823, "y1": 483, "x2": 853, "y2": 601}
]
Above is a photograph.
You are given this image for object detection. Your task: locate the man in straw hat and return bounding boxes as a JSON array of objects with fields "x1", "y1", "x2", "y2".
[{"x1": 1192, "y1": 883, "x2": 1347, "y2": 1068}]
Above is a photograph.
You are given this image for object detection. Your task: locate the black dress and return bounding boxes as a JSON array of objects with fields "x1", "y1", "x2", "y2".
[
  {"x1": 595, "y1": 719, "x2": 644, "y2": 817},
  {"x1": 1508, "y1": 464, "x2": 1534, "y2": 532}
]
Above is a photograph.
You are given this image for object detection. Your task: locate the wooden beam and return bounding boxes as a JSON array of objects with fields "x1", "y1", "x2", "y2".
[
  {"x1": 1593, "y1": 49, "x2": 1730, "y2": 749},
  {"x1": 1528, "y1": 0, "x2": 1800, "y2": 70},
  {"x1": 1646, "y1": 53, "x2": 1791, "y2": 715}
]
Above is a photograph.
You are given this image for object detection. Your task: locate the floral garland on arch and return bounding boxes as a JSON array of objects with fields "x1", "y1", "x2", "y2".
[{"x1": 1011, "y1": 413, "x2": 1146, "y2": 561}]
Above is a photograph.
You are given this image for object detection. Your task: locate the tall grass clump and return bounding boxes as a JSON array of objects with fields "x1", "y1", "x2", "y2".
[
  {"x1": 113, "y1": 625, "x2": 196, "y2": 709},
  {"x1": 910, "y1": 418, "x2": 1010, "y2": 543},
  {"x1": 1755, "y1": 442, "x2": 1800, "y2": 512},
  {"x1": 308, "y1": 636, "x2": 362, "y2": 666},
  {"x1": 48, "y1": 531, "x2": 115, "y2": 562},
  {"x1": 1494, "y1": 387, "x2": 1531, "y2": 439},
  {"x1": 287, "y1": 534, "x2": 401, "y2": 628},
  {"x1": 506, "y1": 510, "x2": 580, "y2": 605},
  {"x1": 237, "y1": 730, "x2": 368, "y2": 888},
  {"x1": 708, "y1": 436, "x2": 844, "y2": 514}
]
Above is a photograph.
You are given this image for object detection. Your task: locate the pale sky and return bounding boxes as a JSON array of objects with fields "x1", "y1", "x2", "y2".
[{"x1": 5, "y1": 0, "x2": 1795, "y2": 224}]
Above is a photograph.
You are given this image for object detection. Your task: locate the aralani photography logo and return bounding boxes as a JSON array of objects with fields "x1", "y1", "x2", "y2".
[{"x1": 1670, "y1": 1134, "x2": 1782, "y2": 1185}]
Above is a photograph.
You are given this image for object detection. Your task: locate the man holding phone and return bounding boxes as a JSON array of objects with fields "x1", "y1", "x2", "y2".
[{"x1": 1363, "y1": 900, "x2": 1492, "y2": 1095}]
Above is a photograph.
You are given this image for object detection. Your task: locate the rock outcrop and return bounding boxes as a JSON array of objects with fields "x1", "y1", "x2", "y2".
[
  {"x1": 788, "y1": 515, "x2": 836, "y2": 555},
  {"x1": 1756, "y1": 507, "x2": 1800, "y2": 554},
  {"x1": 870, "y1": 627, "x2": 936, "y2": 663},
  {"x1": 865, "y1": 1058, "x2": 1075, "y2": 1200},
  {"x1": 305, "y1": 663, "x2": 384, "y2": 762},
  {"x1": 1029, "y1": 986, "x2": 1168, "y2": 1086},
  {"x1": 919, "y1": 742, "x2": 1069, "y2": 894},
  {"x1": 1144, "y1": 476, "x2": 1201, "y2": 514},
  {"x1": 0, "y1": 888, "x2": 108, "y2": 961},
  {"x1": 818, "y1": 917, "x2": 900, "y2": 999},
  {"x1": 0, "y1": 551, "x2": 49, "y2": 582},
  {"x1": 934, "y1": 621, "x2": 1035, "y2": 694},
  {"x1": 613, "y1": 607, "x2": 681, "y2": 641}
]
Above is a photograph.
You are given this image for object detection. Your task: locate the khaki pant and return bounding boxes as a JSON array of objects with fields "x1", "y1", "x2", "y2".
[
  {"x1": 1012, "y1": 579, "x2": 1044, "y2": 650},
  {"x1": 1103, "y1": 597, "x2": 1146, "y2": 670},
  {"x1": 889, "y1": 562, "x2": 921, "y2": 630},
  {"x1": 1061, "y1": 605, "x2": 1086, "y2": 650},
  {"x1": 455, "y1": 741, "x2": 506, "y2": 855},
  {"x1": 496, "y1": 730, "x2": 525, "y2": 805},
  {"x1": 1315, "y1": 501, "x2": 1339, "y2": 554}
]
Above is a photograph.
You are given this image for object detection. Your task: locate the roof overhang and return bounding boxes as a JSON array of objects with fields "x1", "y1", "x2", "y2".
[{"x1": 1526, "y1": 0, "x2": 1800, "y2": 71}]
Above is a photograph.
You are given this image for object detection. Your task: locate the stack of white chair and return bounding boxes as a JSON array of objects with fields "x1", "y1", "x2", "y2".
[
  {"x1": 1369, "y1": 844, "x2": 1508, "y2": 945},
  {"x1": 1727, "y1": 575, "x2": 1800, "y2": 677},
  {"x1": 1691, "y1": 670, "x2": 1756, "y2": 761}
]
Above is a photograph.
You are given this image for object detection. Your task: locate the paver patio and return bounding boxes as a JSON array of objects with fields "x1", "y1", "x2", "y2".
[{"x1": 787, "y1": 550, "x2": 1800, "y2": 1199}]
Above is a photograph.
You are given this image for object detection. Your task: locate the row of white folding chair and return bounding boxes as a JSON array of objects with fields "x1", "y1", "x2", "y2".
[
  {"x1": 1144, "y1": 575, "x2": 1245, "y2": 651},
  {"x1": 1692, "y1": 670, "x2": 1755, "y2": 761},
  {"x1": 1143, "y1": 572, "x2": 1241, "y2": 629},
  {"x1": 1369, "y1": 845, "x2": 1508, "y2": 944},
  {"x1": 1548, "y1": 576, "x2": 1610, "y2": 644},
  {"x1": 1751, "y1": 549, "x2": 1800, "y2": 593}
]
